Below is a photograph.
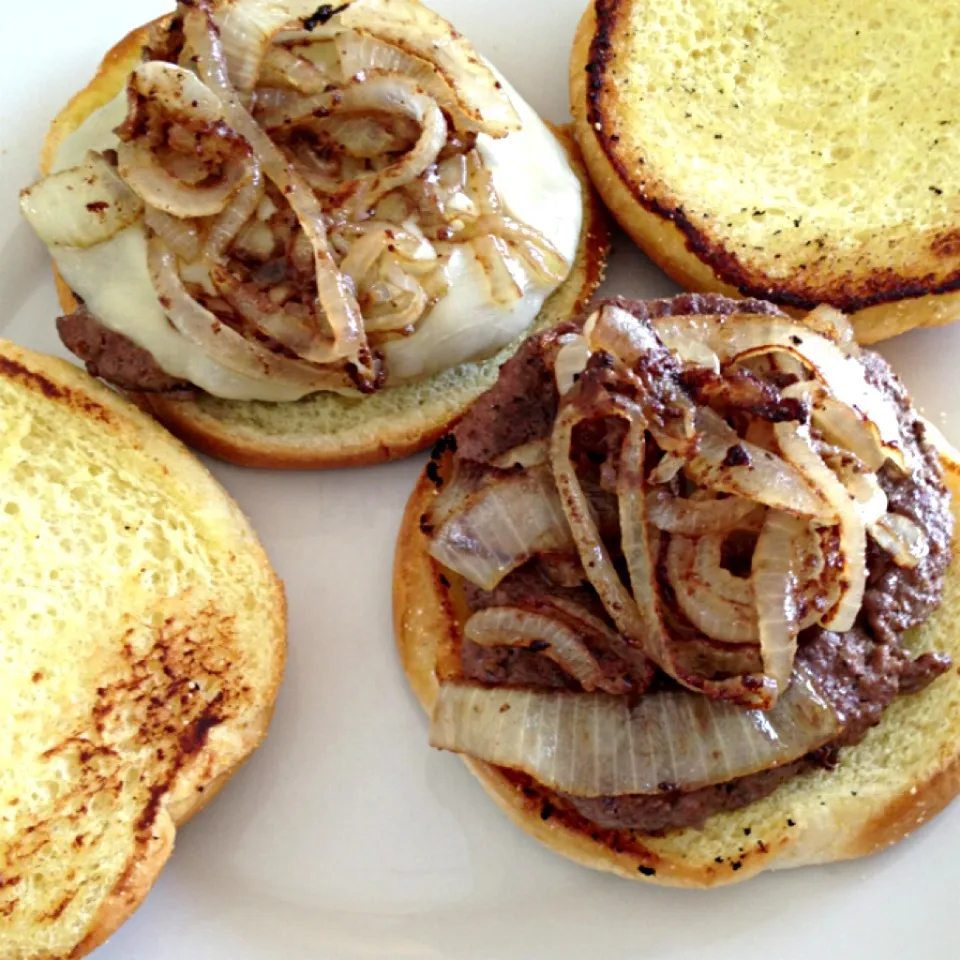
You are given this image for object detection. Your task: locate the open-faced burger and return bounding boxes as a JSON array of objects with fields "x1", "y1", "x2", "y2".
[
  {"x1": 395, "y1": 292, "x2": 960, "y2": 885},
  {"x1": 20, "y1": 0, "x2": 606, "y2": 467}
]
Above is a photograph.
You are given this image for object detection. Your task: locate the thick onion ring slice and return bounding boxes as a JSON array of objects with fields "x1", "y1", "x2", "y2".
[{"x1": 430, "y1": 668, "x2": 839, "y2": 797}]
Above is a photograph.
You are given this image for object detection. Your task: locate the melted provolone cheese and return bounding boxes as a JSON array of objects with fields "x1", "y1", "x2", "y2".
[
  {"x1": 49, "y1": 75, "x2": 582, "y2": 399},
  {"x1": 382, "y1": 87, "x2": 582, "y2": 380}
]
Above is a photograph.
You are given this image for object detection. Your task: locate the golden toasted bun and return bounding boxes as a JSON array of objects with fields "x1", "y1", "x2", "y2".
[
  {"x1": 0, "y1": 340, "x2": 286, "y2": 955},
  {"x1": 43, "y1": 22, "x2": 609, "y2": 470},
  {"x1": 570, "y1": 0, "x2": 960, "y2": 344},
  {"x1": 394, "y1": 440, "x2": 960, "y2": 887}
]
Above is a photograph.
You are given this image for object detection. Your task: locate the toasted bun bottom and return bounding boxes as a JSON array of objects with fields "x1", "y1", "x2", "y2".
[
  {"x1": 569, "y1": 2, "x2": 960, "y2": 345},
  {"x1": 44, "y1": 22, "x2": 609, "y2": 469},
  {"x1": 394, "y1": 447, "x2": 960, "y2": 887}
]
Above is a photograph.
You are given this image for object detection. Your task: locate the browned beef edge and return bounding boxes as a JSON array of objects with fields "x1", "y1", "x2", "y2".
[{"x1": 57, "y1": 305, "x2": 191, "y2": 394}]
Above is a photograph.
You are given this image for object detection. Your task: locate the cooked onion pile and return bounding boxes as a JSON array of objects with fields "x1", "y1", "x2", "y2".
[
  {"x1": 424, "y1": 304, "x2": 928, "y2": 797},
  {"x1": 29, "y1": 0, "x2": 567, "y2": 393}
]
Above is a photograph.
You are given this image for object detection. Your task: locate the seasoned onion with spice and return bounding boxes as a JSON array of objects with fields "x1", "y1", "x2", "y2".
[
  {"x1": 23, "y1": 0, "x2": 577, "y2": 400},
  {"x1": 420, "y1": 301, "x2": 921, "y2": 714}
]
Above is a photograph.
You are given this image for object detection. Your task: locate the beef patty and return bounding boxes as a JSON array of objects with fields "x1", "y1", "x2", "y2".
[
  {"x1": 57, "y1": 305, "x2": 191, "y2": 394},
  {"x1": 446, "y1": 294, "x2": 954, "y2": 834}
]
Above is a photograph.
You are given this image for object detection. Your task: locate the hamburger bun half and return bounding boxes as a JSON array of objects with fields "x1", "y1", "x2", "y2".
[
  {"x1": 393, "y1": 321, "x2": 960, "y2": 889},
  {"x1": 570, "y1": 0, "x2": 960, "y2": 344},
  {"x1": 42, "y1": 19, "x2": 609, "y2": 470},
  {"x1": 0, "y1": 340, "x2": 285, "y2": 955}
]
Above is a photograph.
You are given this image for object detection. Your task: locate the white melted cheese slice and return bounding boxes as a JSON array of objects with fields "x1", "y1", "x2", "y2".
[{"x1": 48, "y1": 76, "x2": 582, "y2": 400}]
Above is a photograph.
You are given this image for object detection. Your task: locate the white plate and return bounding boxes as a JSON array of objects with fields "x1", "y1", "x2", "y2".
[{"x1": 3, "y1": 3, "x2": 960, "y2": 958}]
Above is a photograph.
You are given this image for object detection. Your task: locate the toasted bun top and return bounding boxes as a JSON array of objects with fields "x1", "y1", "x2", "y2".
[
  {"x1": 571, "y1": 0, "x2": 960, "y2": 340},
  {"x1": 0, "y1": 339, "x2": 285, "y2": 956}
]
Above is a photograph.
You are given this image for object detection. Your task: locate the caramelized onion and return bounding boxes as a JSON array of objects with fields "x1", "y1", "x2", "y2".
[
  {"x1": 147, "y1": 234, "x2": 350, "y2": 391},
  {"x1": 686, "y1": 409, "x2": 832, "y2": 521},
  {"x1": 648, "y1": 454, "x2": 685, "y2": 486},
  {"x1": 364, "y1": 264, "x2": 428, "y2": 332},
  {"x1": 214, "y1": 0, "x2": 322, "y2": 92},
  {"x1": 692, "y1": 534, "x2": 754, "y2": 603},
  {"x1": 209, "y1": 265, "x2": 327, "y2": 360},
  {"x1": 825, "y1": 450, "x2": 888, "y2": 524},
  {"x1": 665, "y1": 536, "x2": 757, "y2": 643},
  {"x1": 203, "y1": 160, "x2": 265, "y2": 261},
  {"x1": 532, "y1": 594, "x2": 654, "y2": 690},
  {"x1": 752, "y1": 510, "x2": 807, "y2": 691},
  {"x1": 869, "y1": 513, "x2": 930, "y2": 569},
  {"x1": 784, "y1": 380, "x2": 887, "y2": 472},
  {"x1": 473, "y1": 235, "x2": 524, "y2": 305},
  {"x1": 656, "y1": 326, "x2": 721, "y2": 373},
  {"x1": 305, "y1": 0, "x2": 522, "y2": 137},
  {"x1": 430, "y1": 668, "x2": 839, "y2": 797},
  {"x1": 260, "y1": 44, "x2": 333, "y2": 93},
  {"x1": 118, "y1": 139, "x2": 250, "y2": 218},
  {"x1": 774, "y1": 422, "x2": 866, "y2": 632},
  {"x1": 20, "y1": 152, "x2": 143, "y2": 248},
  {"x1": 646, "y1": 488, "x2": 765, "y2": 536},
  {"x1": 553, "y1": 335, "x2": 590, "y2": 395},
  {"x1": 456, "y1": 215, "x2": 568, "y2": 284},
  {"x1": 144, "y1": 206, "x2": 201, "y2": 261},
  {"x1": 617, "y1": 415, "x2": 777, "y2": 707},
  {"x1": 802, "y1": 303, "x2": 859, "y2": 355},
  {"x1": 464, "y1": 606, "x2": 623, "y2": 694},
  {"x1": 262, "y1": 74, "x2": 447, "y2": 215},
  {"x1": 657, "y1": 313, "x2": 905, "y2": 468},
  {"x1": 551, "y1": 402, "x2": 649, "y2": 642},
  {"x1": 427, "y1": 465, "x2": 574, "y2": 591},
  {"x1": 118, "y1": 63, "x2": 253, "y2": 218},
  {"x1": 584, "y1": 303, "x2": 665, "y2": 367},
  {"x1": 584, "y1": 305, "x2": 697, "y2": 452},
  {"x1": 547, "y1": 383, "x2": 771, "y2": 703},
  {"x1": 335, "y1": 31, "x2": 489, "y2": 137},
  {"x1": 490, "y1": 440, "x2": 550, "y2": 470},
  {"x1": 338, "y1": 227, "x2": 391, "y2": 287},
  {"x1": 185, "y1": 4, "x2": 371, "y2": 377}
]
